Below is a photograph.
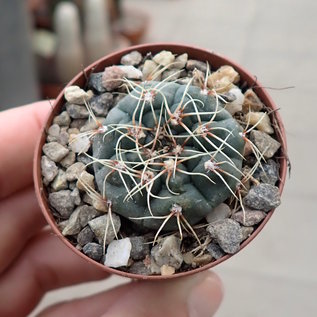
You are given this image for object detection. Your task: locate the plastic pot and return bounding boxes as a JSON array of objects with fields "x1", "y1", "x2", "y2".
[{"x1": 34, "y1": 43, "x2": 288, "y2": 280}]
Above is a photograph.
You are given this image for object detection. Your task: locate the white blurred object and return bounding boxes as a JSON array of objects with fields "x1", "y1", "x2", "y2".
[
  {"x1": 32, "y1": 29, "x2": 57, "y2": 58},
  {"x1": 54, "y1": 2, "x2": 84, "y2": 83},
  {"x1": 83, "y1": 0, "x2": 113, "y2": 64}
]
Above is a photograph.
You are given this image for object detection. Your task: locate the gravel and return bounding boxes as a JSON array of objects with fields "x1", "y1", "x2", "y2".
[
  {"x1": 43, "y1": 142, "x2": 69, "y2": 162},
  {"x1": 48, "y1": 190, "x2": 75, "y2": 218}
]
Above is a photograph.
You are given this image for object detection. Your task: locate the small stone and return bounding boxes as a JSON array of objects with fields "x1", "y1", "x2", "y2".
[
  {"x1": 77, "y1": 226, "x2": 94, "y2": 246},
  {"x1": 224, "y1": 88, "x2": 245, "y2": 115},
  {"x1": 104, "y1": 238, "x2": 132, "y2": 268},
  {"x1": 142, "y1": 60, "x2": 158, "y2": 80},
  {"x1": 53, "y1": 111, "x2": 71, "y2": 127},
  {"x1": 160, "y1": 265, "x2": 175, "y2": 276},
  {"x1": 80, "y1": 120, "x2": 99, "y2": 133},
  {"x1": 70, "y1": 120, "x2": 85, "y2": 130},
  {"x1": 102, "y1": 66, "x2": 124, "y2": 91},
  {"x1": 83, "y1": 242, "x2": 103, "y2": 261},
  {"x1": 183, "y1": 252, "x2": 195, "y2": 265},
  {"x1": 232, "y1": 210, "x2": 266, "y2": 226},
  {"x1": 128, "y1": 261, "x2": 152, "y2": 275},
  {"x1": 250, "y1": 130, "x2": 281, "y2": 159},
  {"x1": 87, "y1": 72, "x2": 107, "y2": 94},
  {"x1": 48, "y1": 190, "x2": 75, "y2": 218},
  {"x1": 130, "y1": 236, "x2": 150, "y2": 260},
  {"x1": 206, "y1": 203, "x2": 231, "y2": 223},
  {"x1": 207, "y1": 65, "x2": 240, "y2": 89},
  {"x1": 174, "y1": 53, "x2": 188, "y2": 69},
  {"x1": 207, "y1": 219, "x2": 242, "y2": 254},
  {"x1": 77, "y1": 153, "x2": 93, "y2": 167},
  {"x1": 60, "y1": 151, "x2": 76, "y2": 168},
  {"x1": 191, "y1": 254, "x2": 212, "y2": 267},
  {"x1": 88, "y1": 213, "x2": 121, "y2": 244},
  {"x1": 68, "y1": 182, "x2": 76, "y2": 190},
  {"x1": 48, "y1": 124, "x2": 60, "y2": 138},
  {"x1": 245, "y1": 112, "x2": 274, "y2": 134},
  {"x1": 89, "y1": 93, "x2": 113, "y2": 116},
  {"x1": 118, "y1": 65, "x2": 143, "y2": 79},
  {"x1": 243, "y1": 183, "x2": 281, "y2": 212},
  {"x1": 43, "y1": 142, "x2": 69, "y2": 162},
  {"x1": 186, "y1": 59, "x2": 207, "y2": 73},
  {"x1": 66, "y1": 162, "x2": 86, "y2": 181},
  {"x1": 208, "y1": 76, "x2": 234, "y2": 93},
  {"x1": 71, "y1": 187, "x2": 81, "y2": 205},
  {"x1": 58, "y1": 129, "x2": 69, "y2": 146},
  {"x1": 57, "y1": 220, "x2": 69, "y2": 232},
  {"x1": 41, "y1": 155, "x2": 58, "y2": 183},
  {"x1": 66, "y1": 103, "x2": 89, "y2": 119},
  {"x1": 151, "y1": 235, "x2": 183, "y2": 270},
  {"x1": 77, "y1": 171, "x2": 95, "y2": 191},
  {"x1": 153, "y1": 50, "x2": 175, "y2": 66},
  {"x1": 161, "y1": 69, "x2": 181, "y2": 81},
  {"x1": 207, "y1": 243, "x2": 226, "y2": 260},
  {"x1": 64, "y1": 85, "x2": 93, "y2": 104},
  {"x1": 62, "y1": 205, "x2": 100, "y2": 236},
  {"x1": 241, "y1": 226, "x2": 254, "y2": 241},
  {"x1": 51, "y1": 169, "x2": 68, "y2": 191},
  {"x1": 120, "y1": 51, "x2": 142, "y2": 66},
  {"x1": 254, "y1": 159, "x2": 279, "y2": 186},
  {"x1": 69, "y1": 134, "x2": 91, "y2": 154},
  {"x1": 242, "y1": 89, "x2": 264, "y2": 113}
]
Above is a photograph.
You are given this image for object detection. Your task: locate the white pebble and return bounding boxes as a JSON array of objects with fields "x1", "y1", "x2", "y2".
[
  {"x1": 69, "y1": 134, "x2": 91, "y2": 153},
  {"x1": 118, "y1": 65, "x2": 143, "y2": 79},
  {"x1": 153, "y1": 50, "x2": 175, "y2": 67},
  {"x1": 225, "y1": 88, "x2": 245, "y2": 115},
  {"x1": 104, "y1": 238, "x2": 132, "y2": 268},
  {"x1": 64, "y1": 85, "x2": 93, "y2": 104}
]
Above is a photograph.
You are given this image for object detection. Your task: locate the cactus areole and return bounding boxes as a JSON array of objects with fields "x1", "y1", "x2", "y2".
[{"x1": 92, "y1": 80, "x2": 245, "y2": 230}]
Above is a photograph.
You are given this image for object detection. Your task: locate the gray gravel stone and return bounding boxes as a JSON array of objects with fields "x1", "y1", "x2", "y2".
[
  {"x1": 102, "y1": 66, "x2": 124, "y2": 91},
  {"x1": 151, "y1": 235, "x2": 183, "y2": 269},
  {"x1": 250, "y1": 130, "x2": 281, "y2": 159},
  {"x1": 60, "y1": 151, "x2": 76, "y2": 168},
  {"x1": 241, "y1": 226, "x2": 254, "y2": 241},
  {"x1": 53, "y1": 111, "x2": 71, "y2": 127},
  {"x1": 70, "y1": 187, "x2": 81, "y2": 206},
  {"x1": 207, "y1": 219, "x2": 243, "y2": 254},
  {"x1": 66, "y1": 162, "x2": 86, "y2": 181},
  {"x1": 48, "y1": 190, "x2": 75, "y2": 218},
  {"x1": 232, "y1": 210, "x2": 266, "y2": 226},
  {"x1": 254, "y1": 159, "x2": 279, "y2": 186},
  {"x1": 88, "y1": 72, "x2": 107, "y2": 94},
  {"x1": 62, "y1": 205, "x2": 101, "y2": 236},
  {"x1": 41, "y1": 155, "x2": 58, "y2": 183},
  {"x1": 206, "y1": 203, "x2": 231, "y2": 223},
  {"x1": 88, "y1": 213, "x2": 121, "y2": 244},
  {"x1": 66, "y1": 103, "x2": 89, "y2": 119},
  {"x1": 83, "y1": 242, "x2": 103, "y2": 261},
  {"x1": 48, "y1": 124, "x2": 60, "y2": 138},
  {"x1": 43, "y1": 142, "x2": 69, "y2": 162},
  {"x1": 51, "y1": 169, "x2": 68, "y2": 191},
  {"x1": 77, "y1": 226, "x2": 94, "y2": 246},
  {"x1": 243, "y1": 183, "x2": 281, "y2": 212},
  {"x1": 174, "y1": 53, "x2": 188, "y2": 69},
  {"x1": 207, "y1": 243, "x2": 226, "y2": 260},
  {"x1": 128, "y1": 261, "x2": 151, "y2": 275},
  {"x1": 120, "y1": 51, "x2": 142, "y2": 66},
  {"x1": 130, "y1": 236, "x2": 150, "y2": 260},
  {"x1": 186, "y1": 59, "x2": 207, "y2": 73},
  {"x1": 89, "y1": 93, "x2": 113, "y2": 116}
]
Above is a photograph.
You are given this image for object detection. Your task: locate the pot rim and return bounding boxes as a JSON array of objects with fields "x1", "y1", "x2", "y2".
[{"x1": 34, "y1": 42, "x2": 288, "y2": 280}]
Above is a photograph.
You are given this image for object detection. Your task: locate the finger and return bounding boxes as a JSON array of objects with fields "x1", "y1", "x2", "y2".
[
  {"x1": 0, "y1": 230, "x2": 109, "y2": 317},
  {"x1": 0, "y1": 186, "x2": 46, "y2": 274},
  {"x1": 38, "y1": 271, "x2": 223, "y2": 317},
  {"x1": 0, "y1": 101, "x2": 51, "y2": 200}
]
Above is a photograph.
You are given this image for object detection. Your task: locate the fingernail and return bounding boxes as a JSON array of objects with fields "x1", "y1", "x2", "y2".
[{"x1": 188, "y1": 273, "x2": 223, "y2": 317}]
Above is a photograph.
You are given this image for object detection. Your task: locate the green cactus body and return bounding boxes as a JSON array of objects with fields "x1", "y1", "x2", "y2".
[{"x1": 92, "y1": 81, "x2": 244, "y2": 230}]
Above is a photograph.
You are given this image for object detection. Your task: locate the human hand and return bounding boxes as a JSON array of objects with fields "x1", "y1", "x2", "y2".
[{"x1": 0, "y1": 101, "x2": 223, "y2": 317}]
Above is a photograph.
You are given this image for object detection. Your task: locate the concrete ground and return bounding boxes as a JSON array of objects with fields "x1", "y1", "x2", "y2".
[{"x1": 30, "y1": 0, "x2": 317, "y2": 316}]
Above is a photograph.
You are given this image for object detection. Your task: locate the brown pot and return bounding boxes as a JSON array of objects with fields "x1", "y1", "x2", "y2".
[{"x1": 34, "y1": 43, "x2": 288, "y2": 280}]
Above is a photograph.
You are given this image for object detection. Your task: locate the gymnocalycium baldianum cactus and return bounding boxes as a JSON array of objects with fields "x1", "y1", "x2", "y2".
[{"x1": 85, "y1": 76, "x2": 246, "y2": 239}]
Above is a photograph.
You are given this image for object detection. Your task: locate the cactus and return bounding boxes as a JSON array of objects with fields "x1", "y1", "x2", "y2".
[{"x1": 89, "y1": 78, "x2": 245, "y2": 232}]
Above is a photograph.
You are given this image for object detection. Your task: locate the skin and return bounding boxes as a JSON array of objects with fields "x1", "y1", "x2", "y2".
[{"x1": 0, "y1": 101, "x2": 223, "y2": 317}]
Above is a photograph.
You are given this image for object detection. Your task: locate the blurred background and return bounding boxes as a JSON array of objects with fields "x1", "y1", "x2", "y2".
[{"x1": 1, "y1": 0, "x2": 316, "y2": 316}]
